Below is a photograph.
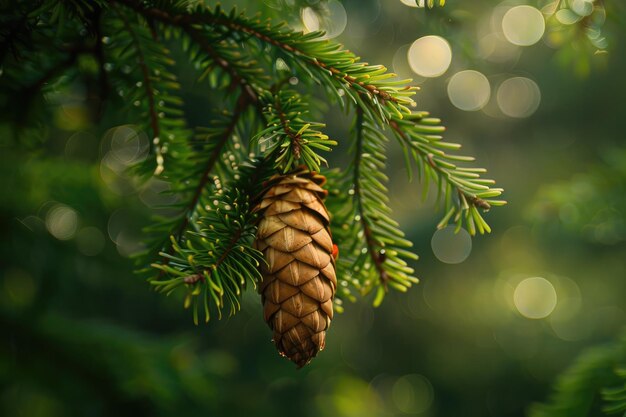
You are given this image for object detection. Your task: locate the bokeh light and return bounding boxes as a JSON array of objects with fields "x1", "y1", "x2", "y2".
[
  {"x1": 139, "y1": 177, "x2": 176, "y2": 208},
  {"x1": 392, "y1": 44, "x2": 419, "y2": 81},
  {"x1": 408, "y1": 35, "x2": 452, "y2": 78},
  {"x1": 109, "y1": 125, "x2": 148, "y2": 165},
  {"x1": 497, "y1": 77, "x2": 541, "y2": 118},
  {"x1": 478, "y1": 33, "x2": 520, "y2": 63},
  {"x1": 301, "y1": 1, "x2": 347, "y2": 39},
  {"x1": 391, "y1": 374, "x2": 434, "y2": 414},
  {"x1": 502, "y1": 6, "x2": 545, "y2": 46},
  {"x1": 45, "y1": 204, "x2": 79, "y2": 240},
  {"x1": 431, "y1": 226, "x2": 472, "y2": 264},
  {"x1": 316, "y1": 376, "x2": 382, "y2": 417},
  {"x1": 570, "y1": 0, "x2": 594, "y2": 17},
  {"x1": 447, "y1": 70, "x2": 491, "y2": 111},
  {"x1": 76, "y1": 227, "x2": 106, "y2": 256},
  {"x1": 514, "y1": 277, "x2": 557, "y2": 319}
]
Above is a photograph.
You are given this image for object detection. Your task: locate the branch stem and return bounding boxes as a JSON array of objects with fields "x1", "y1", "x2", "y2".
[
  {"x1": 113, "y1": 4, "x2": 163, "y2": 173},
  {"x1": 389, "y1": 119, "x2": 490, "y2": 211},
  {"x1": 353, "y1": 108, "x2": 388, "y2": 288},
  {"x1": 114, "y1": 0, "x2": 398, "y2": 104}
]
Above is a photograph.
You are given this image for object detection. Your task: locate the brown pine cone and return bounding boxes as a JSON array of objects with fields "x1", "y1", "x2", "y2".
[{"x1": 253, "y1": 169, "x2": 336, "y2": 367}]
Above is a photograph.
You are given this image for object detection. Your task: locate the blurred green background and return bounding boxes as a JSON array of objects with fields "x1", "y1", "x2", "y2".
[{"x1": 1, "y1": 1, "x2": 625, "y2": 416}]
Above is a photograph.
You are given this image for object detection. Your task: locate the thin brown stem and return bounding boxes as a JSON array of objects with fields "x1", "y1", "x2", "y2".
[
  {"x1": 113, "y1": 5, "x2": 161, "y2": 162},
  {"x1": 389, "y1": 119, "x2": 490, "y2": 210},
  {"x1": 172, "y1": 91, "x2": 253, "y2": 243},
  {"x1": 274, "y1": 95, "x2": 301, "y2": 159},
  {"x1": 353, "y1": 107, "x2": 388, "y2": 288},
  {"x1": 114, "y1": 0, "x2": 397, "y2": 104},
  {"x1": 181, "y1": 228, "x2": 244, "y2": 285}
]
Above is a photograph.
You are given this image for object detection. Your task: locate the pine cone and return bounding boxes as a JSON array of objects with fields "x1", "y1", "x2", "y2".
[{"x1": 253, "y1": 169, "x2": 336, "y2": 367}]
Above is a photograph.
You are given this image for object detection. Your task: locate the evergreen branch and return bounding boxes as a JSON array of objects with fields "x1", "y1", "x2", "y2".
[
  {"x1": 114, "y1": 0, "x2": 417, "y2": 121},
  {"x1": 151, "y1": 160, "x2": 273, "y2": 323},
  {"x1": 113, "y1": 4, "x2": 164, "y2": 174},
  {"x1": 353, "y1": 108, "x2": 388, "y2": 288},
  {"x1": 254, "y1": 89, "x2": 337, "y2": 173},
  {"x1": 530, "y1": 334, "x2": 626, "y2": 417},
  {"x1": 390, "y1": 113, "x2": 506, "y2": 235},
  {"x1": 329, "y1": 108, "x2": 418, "y2": 306},
  {"x1": 603, "y1": 367, "x2": 626, "y2": 415},
  {"x1": 182, "y1": 26, "x2": 259, "y2": 96},
  {"x1": 145, "y1": 94, "x2": 255, "y2": 281},
  {"x1": 170, "y1": 91, "x2": 253, "y2": 245},
  {"x1": 113, "y1": 1, "x2": 504, "y2": 235}
]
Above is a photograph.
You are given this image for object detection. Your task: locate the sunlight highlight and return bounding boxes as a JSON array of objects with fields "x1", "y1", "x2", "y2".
[
  {"x1": 514, "y1": 277, "x2": 557, "y2": 319},
  {"x1": 408, "y1": 35, "x2": 452, "y2": 78},
  {"x1": 431, "y1": 226, "x2": 472, "y2": 264},
  {"x1": 447, "y1": 70, "x2": 491, "y2": 111},
  {"x1": 497, "y1": 77, "x2": 541, "y2": 118},
  {"x1": 502, "y1": 6, "x2": 545, "y2": 46}
]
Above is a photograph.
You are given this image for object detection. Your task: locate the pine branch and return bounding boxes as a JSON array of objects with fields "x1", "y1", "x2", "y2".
[
  {"x1": 530, "y1": 334, "x2": 626, "y2": 417},
  {"x1": 328, "y1": 108, "x2": 418, "y2": 306},
  {"x1": 254, "y1": 89, "x2": 337, "y2": 173},
  {"x1": 114, "y1": 0, "x2": 417, "y2": 121},
  {"x1": 170, "y1": 91, "x2": 253, "y2": 245},
  {"x1": 3, "y1": 0, "x2": 507, "y2": 321},
  {"x1": 603, "y1": 367, "x2": 626, "y2": 415},
  {"x1": 112, "y1": 4, "x2": 165, "y2": 174},
  {"x1": 182, "y1": 23, "x2": 263, "y2": 100},
  {"x1": 151, "y1": 160, "x2": 273, "y2": 323},
  {"x1": 344, "y1": 108, "x2": 418, "y2": 306},
  {"x1": 353, "y1": 108, "x2": 390, "y2": 289},
  {"x1": 114, "y1": 1, "x2": 505, "y2": 237},
  {"x1": 390, "y1": 113, "x2": 506, "y2": 235}
]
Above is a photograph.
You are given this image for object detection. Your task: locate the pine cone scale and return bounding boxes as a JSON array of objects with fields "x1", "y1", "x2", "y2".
[
  {"x1": 278, "y1": 211, "x2": 324, "y2": 233},
  {"x1": 254, "y1": 170, "x2": 336, "y2": 367}
]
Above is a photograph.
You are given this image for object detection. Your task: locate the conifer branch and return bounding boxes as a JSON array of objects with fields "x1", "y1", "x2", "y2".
[
  {"x1": 255, "y1": 89, "x2": 337, "y2": 172},
  {"x1": 114, "y1": 0, "x2": 416, "y2": 120},
  {"x1": 328, "y1": 107, "x2": 418, "y2": 306},
  {"x1": 530, "y1": 334, "x2": 626, "y2": 417},
  {"x1": 113, "y1": 4, "x2": 164, "y2": 173},
  {"x1": 390, "y1": 113, "x2": 506, "y2": 235},
  {"x1": 151, "y1": 160, "x2": 272, "y2": 322},
  {"x1": 171, "y1": 91, "x2": 253, "y2": 245},
  {"x1": 182, "y1": 24, "x2": 262, "y2": 100},
  {"x1": 113, "y1": 1, "x2": 504, "y2": 237},
  {"x1": 0, "y1": 0, "x2": 506, "y2": 322},
  {"x1": 353, "y1": 108, "x2": 388, "y2": 288}
]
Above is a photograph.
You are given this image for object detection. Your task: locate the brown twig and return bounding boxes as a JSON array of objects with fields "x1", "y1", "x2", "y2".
[
  {"x1": 389, "y1": 119, "x2": 490, "y2": 210},
  {"x1": 113, "y1": 5, "x2": 160, "y2": 158},
  {"x1": 114, "y1": 0, "x2": 398, "y2": 104},
  {"x1": 273, "y1": 95, "x2": 302, "y2": 159},
  {"x1": 353, "y1": 107, "x2": 389, "y2": 288}
]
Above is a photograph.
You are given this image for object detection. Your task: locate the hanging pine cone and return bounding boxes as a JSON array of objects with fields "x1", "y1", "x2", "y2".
[{"x1": 253, "y1": 169, "x2": 337, "y2": 367}]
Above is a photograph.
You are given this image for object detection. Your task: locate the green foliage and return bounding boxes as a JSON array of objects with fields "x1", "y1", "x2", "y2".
[
  {"x1": 151, "y1": 160, "x2": 272, "y2": 323},
  {"x1": 255, "y1": 89, "x2": 337, "y2": 173},
  {"x1": 542, "y1": 0, "x2": 612, "y2": 77},
  {"x1": 603, "y1": 367, "x2": 626, "y2": 415},
  {"x1": 0, "y1": 0, "x2": 504, "y2": 321},
  {"x1": 391, "y1": 112, "x2": 505, "y2": 235},
  {"x1": 530, "y1": 333, "x2": 626, "y2": 417},
  {"x1": 529, "y1": 147, "x2": 626, "y2": 245},
  {"x1": 330, "y1": 109, "x2": 418, "y2": 306}
]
